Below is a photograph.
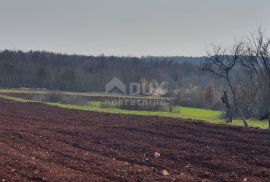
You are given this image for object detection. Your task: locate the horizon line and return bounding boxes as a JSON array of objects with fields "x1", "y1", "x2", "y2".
[{"x1": 0, "y1": 48, "x2": 206, "y2": 58}]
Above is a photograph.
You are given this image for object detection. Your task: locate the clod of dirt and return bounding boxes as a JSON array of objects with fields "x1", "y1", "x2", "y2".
[
  {"x1": 162, "y1": 170, "x2": 170, "y2": 176},
  {"x1": 154, "y1": 152, "x2": 161, "y2": 158}
]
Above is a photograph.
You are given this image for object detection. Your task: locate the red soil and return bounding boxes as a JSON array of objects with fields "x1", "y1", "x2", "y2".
[{"x1": 0, "y1": 98, "x2": 269, "y2": 182}]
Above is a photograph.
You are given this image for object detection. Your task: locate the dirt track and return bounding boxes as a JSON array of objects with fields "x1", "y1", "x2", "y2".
[{"x1": 0, "y1": 99, "x2": 269, "y2": 182}]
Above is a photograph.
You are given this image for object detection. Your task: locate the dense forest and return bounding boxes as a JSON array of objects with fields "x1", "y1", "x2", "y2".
[{"x1": 0, "y1": 50, "x2": 215, "y2": 91}]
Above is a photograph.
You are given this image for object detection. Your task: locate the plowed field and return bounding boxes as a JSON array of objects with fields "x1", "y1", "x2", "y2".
[{"x1": 0, "y1": 99, "x2": 269, "y2": 182}]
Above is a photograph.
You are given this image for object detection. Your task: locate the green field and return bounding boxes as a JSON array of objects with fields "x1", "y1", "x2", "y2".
[
  {"x1": 0, "y1": 88, "x2": 268, "y2": 129},
  {"x1": 87, "y1": 101, "x2": 268, "y2": 129}
]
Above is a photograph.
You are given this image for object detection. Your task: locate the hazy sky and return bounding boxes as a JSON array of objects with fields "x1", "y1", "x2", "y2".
[{"x1": 0, "y1": 0, "x2": 270, "y2": 56}]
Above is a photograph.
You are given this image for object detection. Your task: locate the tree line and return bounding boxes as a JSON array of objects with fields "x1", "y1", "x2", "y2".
[{"x1": 0, "y1": 50, "x2": 216, "y2": 91}]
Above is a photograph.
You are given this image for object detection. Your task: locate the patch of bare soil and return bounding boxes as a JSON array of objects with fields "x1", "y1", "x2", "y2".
[{"x1": 0, "y1": 99, "x2": 269, "y2": 181}]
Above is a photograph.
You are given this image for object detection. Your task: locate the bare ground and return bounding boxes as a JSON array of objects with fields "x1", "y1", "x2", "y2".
[{"x1": 0, "y1": 99, "x2": 269, "y2": 182}]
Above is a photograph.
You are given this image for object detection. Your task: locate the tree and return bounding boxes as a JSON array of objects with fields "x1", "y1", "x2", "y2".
[
  {"x1": 203, "y1": 42, "x2": 248, "y2": 127},
  {"x1": 221, "y1": 91, "x2": 233, "y2": 123},
  {"x1": 243, "y1": 29, "x2": 270, "y2": 130}
]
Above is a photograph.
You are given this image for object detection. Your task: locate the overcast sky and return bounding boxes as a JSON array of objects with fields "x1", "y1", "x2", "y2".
[{"x1": 0, "y1": 0, "x2": 269, "y2": 56}]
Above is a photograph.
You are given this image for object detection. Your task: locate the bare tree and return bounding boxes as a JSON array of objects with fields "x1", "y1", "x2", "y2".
[
  {"x1": 203, "y1": 42, "x2": 248, "y2": 127},
  {"x1": 243, "y1": 29, "x2": 270, "y2": 130}
]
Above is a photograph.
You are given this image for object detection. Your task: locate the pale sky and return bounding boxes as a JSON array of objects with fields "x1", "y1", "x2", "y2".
[{"x1": 0, "y1": 0, "x2": 269, "y2": 56}]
